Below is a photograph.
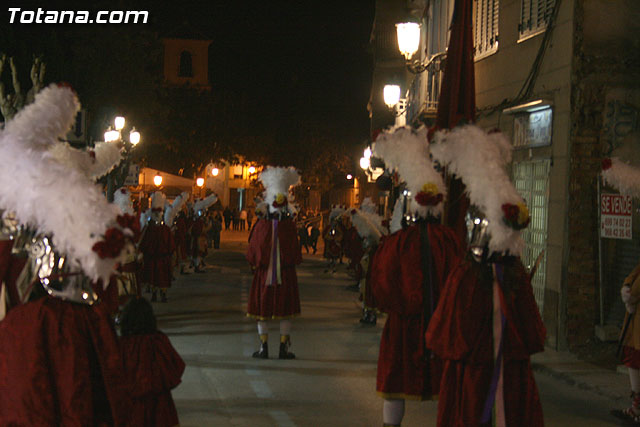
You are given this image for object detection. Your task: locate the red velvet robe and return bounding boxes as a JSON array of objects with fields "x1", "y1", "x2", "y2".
[
  {"x1": 140, "y1": 223, "x2": 176, "y2": 289},
  {"x1": 0, "y1": 239, "x2": 29, "y2": 310},
  {"x1": 425, "y1": 258, "x2": 546, "y2": 427},
  {"x1": 174, "y1": 216, "x2": 188, "y2": 261},
  {"x1": 246, "y1": 218, "x2": 301, "y2": 319},
  {"x1": 370, "y1": 223, "x2": 462, "y2": 400},
  {"x1": 120, "y1": 331, "x2": 185, "y2": 427},
  {"x1": 343, "y1": 227, "x2": 365, "y2": 280},
  {"x1": 0, "y1": 296, "x2": 132, "y2": 426},
  {"x1": 190, "y1": 217, "x2": 206, "y2": 258}
]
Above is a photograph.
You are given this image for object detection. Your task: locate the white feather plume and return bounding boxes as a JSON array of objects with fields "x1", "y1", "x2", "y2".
[
  {"x1": 47, "y1": 141, "x2": 122, "y2": 180},
  {"x1": 373, "y1": 126, "x2": 445, "y2": 217},
  {"x1": 113, "y1": 187, "x2": 133, "y2": 214},
  {"x1": 350, "y1": 207, "x2": 386, "y2": 245},
  {"x1": 329, "y1": 206, "x2": 346, "y2": 222},
  {"x1": 0, "y1": 84, "x2": 135, "y2": 283},
  {"x1": 602, "y1": 158, "x2": 640, "y2": 198},
  {"x1": 431, "y1": 125, "x2": 525, "y2": 256},
  {"x1": 164, "y1": 192, "x2": 189, "y2": 226},
  {"x1": 360, "y1": 197, "x2": 377, "y2": 214},
  {"x1": 193, "y1": 193, "x2": 218, "y2": 213},
  {"x1": 258, "y1": 166, "x2": 301, "y2": 213},
  {"x1": 390, "y1": 198, "x2": 404, "y2": 234},
  {"x1": 4, "y1": 84, "x2": 80, "y2": 150}
]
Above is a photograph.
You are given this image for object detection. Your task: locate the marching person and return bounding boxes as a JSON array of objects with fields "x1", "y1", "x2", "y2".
[
  {"x1": 190, "y1": 194, "x2": 218, "y2": 273},
  {"x1": 246, "y1": 166, "x2": 302, "y2": 359},
  {"x1": 139, "y1": 192, "x2": 175, "y2": 303},
  {"x1": 119, "y1": 297, "x2": 185, "y2": 427},
  {"x1": 426, "y1": 125, "x2": 546, "y2": 426},
  {"x1": 601, "y1": 158, "x2": 640, "y2": 424},
  {"x1": 369, "y1": 127, "x2": 463, "y2": 427}
]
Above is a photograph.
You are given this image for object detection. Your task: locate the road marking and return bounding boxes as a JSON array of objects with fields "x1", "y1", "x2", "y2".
[
  {"x1": 270, "y1": 410, "x2": 296, "y2": 427},
  {"x1": 250, "y1": 380, "x2": 273, "y2": 398}
]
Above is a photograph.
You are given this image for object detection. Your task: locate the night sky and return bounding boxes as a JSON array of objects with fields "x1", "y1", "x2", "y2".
[{"x1": 0, "y1": 1, "x2": 376, "y2": 175}]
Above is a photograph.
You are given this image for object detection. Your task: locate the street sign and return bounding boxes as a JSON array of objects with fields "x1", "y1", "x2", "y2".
[
  {"x1": 124, "y1": 164, "x2": 140, "y2": 186},
  {"x1": 601, "y1": 193, "x2": 632, "y2": 239}
]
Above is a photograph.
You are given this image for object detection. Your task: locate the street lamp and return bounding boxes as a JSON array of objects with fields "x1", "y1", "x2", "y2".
[
  {"x1": 395, "y1": 21, "x2": 447, "y2": 74},
  {"x1": 360, "y1": 156, "x2": 370, "y2": 170},
  {"x1": 104, "y1": 127, "x2": 119, "y2": 142},
  {"x1": 248, "y1": 166, "x2": 256, "y2": 174},
  {"x1": 114, "y1": 116, "x2": 125, "y2": 131},
  {"x1": 153, "y1": 174, "x2": 163, "y2": 187},
  {"x1": 196, "y1": 177, "x2": 205, "y2": 187},
  {"x1": 346, "y1": 174, "x2": 353, "y2": 180},
  {"x1": 383, "y1": 84, "x2": 401, "y2": 109},
  {"x1": 211, "y1": 167, "x2": 219, "y2": 177},
  {"x1": 129, "y1": 128, "x2": 140, "y2": 145}
]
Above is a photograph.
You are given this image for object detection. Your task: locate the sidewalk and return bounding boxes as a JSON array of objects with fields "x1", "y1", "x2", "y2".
[{"x1": 532, "y1": 346, "x2": 628, "y2": 403}]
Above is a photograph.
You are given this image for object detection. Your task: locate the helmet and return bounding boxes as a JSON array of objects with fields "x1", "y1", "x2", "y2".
[{"x1": 465, "y1": 206, "x2": 491, "y2": 262}]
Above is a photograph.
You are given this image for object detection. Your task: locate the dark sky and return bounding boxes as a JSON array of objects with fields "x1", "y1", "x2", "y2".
[{"x1": 0, "y1": 1, "x2": 376, "y2": 170}]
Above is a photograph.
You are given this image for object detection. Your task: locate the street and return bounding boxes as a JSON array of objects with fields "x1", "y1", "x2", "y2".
[{"x1": 155, "y1": 230, "x2": 626, "y2": 426}]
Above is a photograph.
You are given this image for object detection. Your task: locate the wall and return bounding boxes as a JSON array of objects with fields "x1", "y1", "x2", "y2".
[{"x1": 474, "y1": 0, "x2": 575, "y2": 348}]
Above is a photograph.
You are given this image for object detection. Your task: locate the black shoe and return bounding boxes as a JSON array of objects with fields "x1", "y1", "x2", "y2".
[
  {"x1": 279, "y1": 342, "x2": 295, "y2": 359},
  {"x1": 252, "y1": 342, "x2": 268, "y2": 359},
  {"x1": 151, "y1": 291, "x2": 157, "y2": 302}
]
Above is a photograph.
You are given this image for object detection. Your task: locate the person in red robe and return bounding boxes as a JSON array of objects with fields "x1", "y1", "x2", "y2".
[
  {"x1": 370, "y1": 126, "x2": 461, "y2": 426},
  {"x1": 174, "y1": 209, "x2": 190, "y2": 274},
  {"x1": 140, "y1": 194, "x2": 176, "y2": 303},
  {"x1": 246, "y1": 166, "x2": 302, "y2": 359},
  {"x1": 322, "y1": 207, "x2": 346, "y2": 274},
  {"x1": 425, "y1": 248, "x2": 546, "y2": 426},
  {"x1": 119, "y1": 296, "x2": 185, "y2": 427},
  {"x1": 0, "y1": 295, "x2": 133, "y2": 425},
  {"x1": 427, "y1": 125, "x2": 545, "y2": 426}
]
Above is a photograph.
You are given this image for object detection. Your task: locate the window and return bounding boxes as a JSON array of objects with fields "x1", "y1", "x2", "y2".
[
  {"x1": 519, "y1": 0, "x2": 555, "y2": 40},
  {"x1": 179, "y1": 50, "x2": 193, "y2": 77},
  {"x1": 474, "y1": 0, "x2": 499, "y2": 60}
]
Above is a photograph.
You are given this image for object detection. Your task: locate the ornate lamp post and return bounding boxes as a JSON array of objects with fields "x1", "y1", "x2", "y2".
[{"x1": 104, "y1": 116, "x2": 142, "y2": 202}]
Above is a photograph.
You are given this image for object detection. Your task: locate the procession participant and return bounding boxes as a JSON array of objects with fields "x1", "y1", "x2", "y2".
[
  {"x1": 369, "y1": 126, "x2": 463, "y2": 427},
  {"x1": 246, "y1": 166, "x2": 302, "y2": 359},
  {"x1": 190, "y1": 194, "x2": 218, "y2": 273},
  {"x1": 113, "y1": 187, "x2": 143, "y2": 302},
  {"x1": 349, "y1": 198, "x2": 387, "y2": 325},
  {"x1": 119, "y1": 296, "x2": 185, "y2": 427},
  {"x1": 169, "y1": 193, "x2": 190, "y2": 274},
  {"x1": 0, "y1": 83, "x2": 136, "y2": 424},
  {"x1": 322, "y1": 206, "x2": 346, "y2": 273},
  {"x1": 600, "y1": 158, "x2": 640, "y2": 424},
  {"x1": 139, "y1": 192, "x2": 175, "y2": 303},
  {"x1": 426, "y1": 125, "x2": 545, "y2": 427}
]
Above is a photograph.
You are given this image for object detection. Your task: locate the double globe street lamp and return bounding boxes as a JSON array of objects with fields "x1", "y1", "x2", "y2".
[{"x1": 104, "y1": 115, "x2": 142, "y2": 202}]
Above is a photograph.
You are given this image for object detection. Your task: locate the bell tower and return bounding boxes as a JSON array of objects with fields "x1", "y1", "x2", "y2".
[{"x1": 162, "y1": 37, "x2": 211, "y2": 89}]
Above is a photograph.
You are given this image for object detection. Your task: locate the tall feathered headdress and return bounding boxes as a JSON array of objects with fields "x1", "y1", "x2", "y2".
[
  {"x1": 193, "y1": 193, "x2": 218, "y2": 214},
  {"x1": 113, "y1": 187, "x2": 133, "y2": 215},
  {"x1": 48, "y1": 141, "x2": 122, "y2": 181},
  {"x1": 374, "y1": 126, "x2": 446, "y2": 218},
  {"x1": 431, "y1": 125, "x2": 529, "y2": 256},
  {"x1": 258, "y1": 166, "x2": 301, "y2": 213},
  {"x1": 164, "y1": 192, "x2": 189, "y2": 226},
  {"x1": 349, "y1": 205, "x2": 387, "y2": 246},
  {"x1": 0, "y1": 83, "x2": 137, "y2": 282},
  {"x1": 601, "y1": 158, "x2": 640, "y2": 197}
]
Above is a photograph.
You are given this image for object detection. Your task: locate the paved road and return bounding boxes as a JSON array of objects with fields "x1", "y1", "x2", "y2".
[{"x1": 153, "y1": 230, "x2": 627, "y2": 426}]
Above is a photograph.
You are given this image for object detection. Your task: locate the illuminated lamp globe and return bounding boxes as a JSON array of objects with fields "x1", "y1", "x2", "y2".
[
  {"x1": 364, "y1": 147, "x2": 372, "y2": 159},
  {"x1": 248, "y1": 166, "x2": 256, "y2": 174},
  {"x1": 196, "y1": 177, "x2": 205, "y2": 187},
  {"x1": 129, "y1": 128, "x2": 140, "y2": 145},
  {"x1": 153, "y1": 174, "x2": 163, "y2": 187},
  {"x1": 383, "y1": 85, "x2": 401, "y2": 109},
  {"x1": 211, "y1": 167, "x2": 219, "y2": 177},
  {"x1": 360, "y1": 157, "x2": 370, "y2": 170},
  {"x1": 396, "y1": 22, "x2": 421, "y2": 60},
  {"x1": 114, "y1": 116, "x2": 125, "y2": 131},
  {"x1": 104, "y1": 128, "x2": 119, "y2": 142},
  {"x1": 346, "y1": 174, "x2": 353, "y2": 180}
]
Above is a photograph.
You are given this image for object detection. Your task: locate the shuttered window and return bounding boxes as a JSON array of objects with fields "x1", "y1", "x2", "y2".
[
  {"x1": 519, "y1": 0, "x2": 555, "y2": 40},
  {"x1": 473, "y1": 0, "x2": 499, "y2": 60}
]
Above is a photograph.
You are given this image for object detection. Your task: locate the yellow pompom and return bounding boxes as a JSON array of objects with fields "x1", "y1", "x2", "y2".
[
  {"x1": 517, "y1": 202, "x2": 529, "y2": 224},
  {"x1": 275, "y1": 193, "x2": 286, "y2": 204},
  {"x1": 421, "y1": 183, "x2": 439, "y2": 195}
]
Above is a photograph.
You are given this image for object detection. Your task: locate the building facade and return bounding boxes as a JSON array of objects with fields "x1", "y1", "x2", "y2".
[{"x1": 369, "y1": 0, "x2": 640, "y2": 350}]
